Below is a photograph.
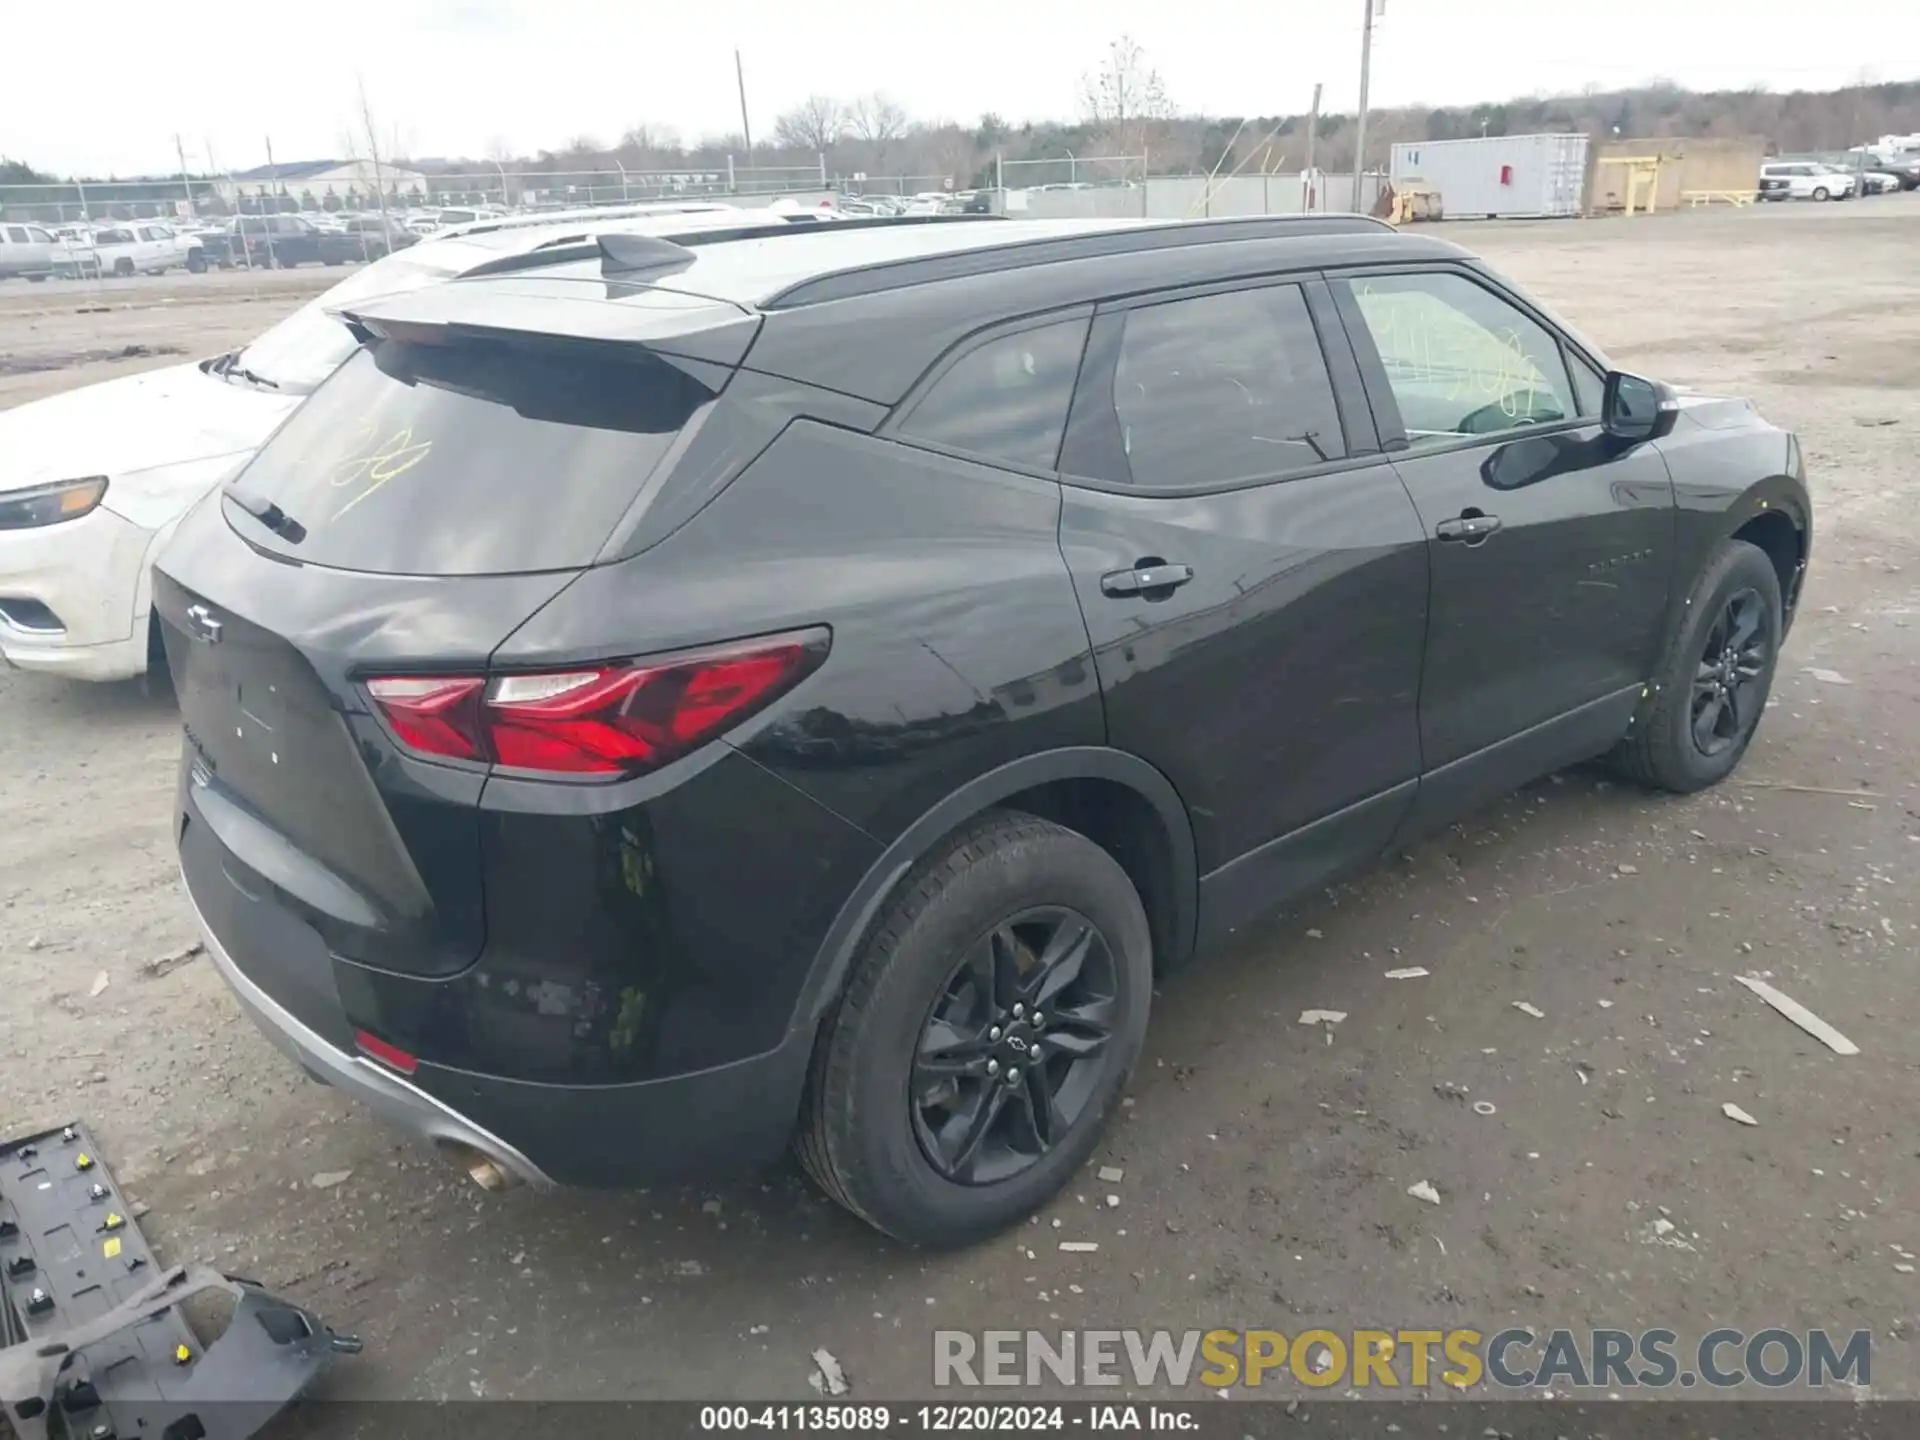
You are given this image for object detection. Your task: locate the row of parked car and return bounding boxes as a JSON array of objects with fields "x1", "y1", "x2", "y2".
[
  {"x1": 1758, "y1": 152, "x2": 1920, "y2": 201},
  {"x1": 0, "y1": 206, "x2": 511, "y2": 282}
]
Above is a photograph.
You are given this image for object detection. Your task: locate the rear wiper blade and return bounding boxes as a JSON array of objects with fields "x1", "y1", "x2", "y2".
[
  {"x1": 224, "y1": 483, "x2": 306, "y2": 542},
  {"x1": 231, "y1": 364, "x2": 279, "y2": 389}
]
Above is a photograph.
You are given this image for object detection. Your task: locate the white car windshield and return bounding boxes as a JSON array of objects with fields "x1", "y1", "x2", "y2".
[{"x1": 228, "y1": 241, "x2": 477, "y2": 393}]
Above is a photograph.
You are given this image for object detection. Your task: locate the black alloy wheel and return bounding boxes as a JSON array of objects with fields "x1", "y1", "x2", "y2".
[
  {"x1": 1609, "y1": 537, "x2": 1784, "y2": 793},
  {"x1": 797, "y1": 810, "x2": 1151, "y2": 1245},
  {"x1": 1690, "y1": 588, "x2": 1769, "y2": 758},
  {"x1": 911, "y1": 907, "x2": 1118, "y2": 1185}
]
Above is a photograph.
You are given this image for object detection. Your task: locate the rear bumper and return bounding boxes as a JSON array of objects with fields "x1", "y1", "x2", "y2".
[
  {"x1": 178, "y1": 755, "x2": 829, "y2": 1189},
  {"x1": 185, "y1": 876, "x2": 558, "y2": 1189}
]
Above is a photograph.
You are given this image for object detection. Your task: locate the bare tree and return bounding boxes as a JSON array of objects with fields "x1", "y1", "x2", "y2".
[
  {"x1": 1080, "y1": 34, "x2": 1173, "y2": 155},
  {"x1": 357, "y1": 81, "x2": 394, "y2": 214},
  {"x1": 922, "y1": 123, "x2": 982, "y2": 191},
  {"x1": 773, "y1": 95, "x2": 844, "y2": 154},
  {"x1": 617, "y1": 123, "x2": 684, "y2": 171},
  {"x1": 848, "y1": 93, "x2": 908, "y2": 147}
]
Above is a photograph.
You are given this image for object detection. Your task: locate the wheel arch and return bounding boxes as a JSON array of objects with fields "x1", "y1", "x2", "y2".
[
  {"x1": 790, "y1": 747, "x2": 1199, "y2": 1035},
  {"x1": 1721, "y1": 472, "x2": 1810, "y2": 625}
]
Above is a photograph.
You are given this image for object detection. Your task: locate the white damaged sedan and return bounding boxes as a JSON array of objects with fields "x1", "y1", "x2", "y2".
[{"x1": 0, "y1": 203, "x2": 769, "y2": 680}]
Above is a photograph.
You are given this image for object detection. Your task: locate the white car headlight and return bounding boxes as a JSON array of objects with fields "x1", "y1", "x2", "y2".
[{"x1": 0, "y1": 476, "x2": 109, "y2": 530}]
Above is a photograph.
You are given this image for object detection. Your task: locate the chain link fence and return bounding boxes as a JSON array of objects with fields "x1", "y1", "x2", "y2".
[{"x1": 0, "y1": 157, "x2": 975, "y2": 228}]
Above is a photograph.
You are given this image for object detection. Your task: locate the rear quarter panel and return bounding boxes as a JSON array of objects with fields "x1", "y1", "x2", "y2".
[
  {"x1": 460, "y1": 421, "x2": 1104, "y2": 1079},
  {"x1": 499, "y1": 421, "x2": 1107, "y2": 841}
]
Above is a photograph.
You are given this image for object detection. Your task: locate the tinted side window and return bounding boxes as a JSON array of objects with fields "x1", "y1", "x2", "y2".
[
  {"x1": 1346, "y1": 271, "x2": 1577, "y2": 445},
  {"x1": 1110, "y1": 285, "x2": 1344, "y2": 489},
  {"x1": 26, "y1": 227, "x2": 51, "y2": 243},
  {"x1": 899, "y1": 317, "x2": 1089, "y2": 470},
  {"x1": 4, "y1": 226, "x2": 27, "y2": 243}
]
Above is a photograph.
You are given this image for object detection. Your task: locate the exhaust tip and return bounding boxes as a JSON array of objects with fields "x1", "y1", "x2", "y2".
[
  {"x1": 468, "y1": 1157, "x2": 512, "y2": 1192},
  {"x1": 435, "y1": 1139, "x2": 521, "y2": 1192}
]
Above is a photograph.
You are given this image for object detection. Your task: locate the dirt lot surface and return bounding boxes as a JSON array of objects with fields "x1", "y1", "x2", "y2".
[{"x1": 2, "y1": 201, "x2": 1917, "y2": 1408}]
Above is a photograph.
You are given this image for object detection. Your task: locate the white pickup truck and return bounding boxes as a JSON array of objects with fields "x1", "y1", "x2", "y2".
[{"x1": 52, "y1": 222, "x2": 205, "y2": 278}]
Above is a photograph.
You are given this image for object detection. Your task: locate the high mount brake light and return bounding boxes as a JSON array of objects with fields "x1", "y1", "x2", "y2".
[{"x1": 366, "y1": 629, "x2": 827, "y2": 776}]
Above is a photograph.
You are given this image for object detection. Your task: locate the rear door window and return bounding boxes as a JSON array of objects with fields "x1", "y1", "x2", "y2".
[
  {"x1": 226, "y1": 338, "x2": 718, "y2": 576},
  {"x1": 4, "y1": 226, "x2": 26, "y2": 244},
  {"x1": 898, "y1": 317, "x2": 1089, "y2": 470},
  {"x1": 1109, "y1": 284, "x2": 1346, "y2": 488}
]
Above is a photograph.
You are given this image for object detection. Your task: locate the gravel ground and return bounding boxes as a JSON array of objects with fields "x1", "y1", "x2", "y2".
[{"x1": 1, "y1": 200, "x2": 1916, "y2": 1408}]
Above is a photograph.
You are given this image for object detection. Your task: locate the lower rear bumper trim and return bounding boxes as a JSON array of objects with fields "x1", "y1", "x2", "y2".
[{"x1": 181, "y1": 872, "x2": 555, "y2": 1190}]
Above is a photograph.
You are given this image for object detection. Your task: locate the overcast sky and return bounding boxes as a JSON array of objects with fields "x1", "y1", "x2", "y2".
[{"x1": 9, "y1": 0, "x2": 1917, "y2": 176}]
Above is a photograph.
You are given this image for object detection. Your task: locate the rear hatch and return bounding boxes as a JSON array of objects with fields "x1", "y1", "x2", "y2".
[{"x1": 159, "y1": 284, "x2": 757, "y2": 983}]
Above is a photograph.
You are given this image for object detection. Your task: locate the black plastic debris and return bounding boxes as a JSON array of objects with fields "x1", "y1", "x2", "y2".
[{"x1": 1, "y1": 1122, "x2": 360, "y2": 1440}]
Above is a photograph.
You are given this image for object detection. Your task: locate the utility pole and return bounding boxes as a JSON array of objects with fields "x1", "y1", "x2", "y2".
[
  {"x1": 1304, "y1": 82, "x2": 1322, "y2": 211},
  {"x1": 205, "y1": 137, "x2": 227, "y2": 226},
  {"x1": 1352, "y1": 0, "x2": 1379, "y2": 211},
  {"x1": 174, "y1": 134, "x2": 197, "y2": 220},
  {"x1": 263, "y1": 134, "x2": 280, "y2": 268},
  {"x1": 735, "y1": 49, "x2": 755, "y2": 173}
]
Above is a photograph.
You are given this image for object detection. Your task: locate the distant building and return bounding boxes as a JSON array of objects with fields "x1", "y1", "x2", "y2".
[{"x1": 211, "y1": 158, "x2": 431, "y2": 207}]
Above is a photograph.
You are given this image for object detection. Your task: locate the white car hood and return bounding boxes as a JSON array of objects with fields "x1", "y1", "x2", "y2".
[{"x1": 0, "y1": 361, "x2": 299, "y2": 495}]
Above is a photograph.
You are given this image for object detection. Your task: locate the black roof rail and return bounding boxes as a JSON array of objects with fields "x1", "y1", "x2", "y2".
[
  {"x1": 455, "y1": 212, "x2": 1007, "y2": 281},
  {"x1": 765, "y1": 213, "x2": 1393, "y2": 309}
]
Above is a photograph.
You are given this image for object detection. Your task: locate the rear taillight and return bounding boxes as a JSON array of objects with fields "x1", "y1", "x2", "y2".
[
  {"x1": 364, "y1": 677, "x2": 486, "y2": 761},
  {"x1": 366, "y1": 628, "x2": 827, "y2": 777}
]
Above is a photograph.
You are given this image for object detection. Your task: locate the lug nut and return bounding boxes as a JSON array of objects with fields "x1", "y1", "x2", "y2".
[
  {"x1": 1012, "y1": 1003, "x2": 1024, "y2": 1018},
  {"x1": 987, "y1": 1059, "x2": 1000, "y2": 1075},
  {"x1": 989, "y1": 1026, "x2": 1001, "y2": 1041},
  {"x1": 1006, "y1": 1067, "x2": 1021, "y2": 1084}
]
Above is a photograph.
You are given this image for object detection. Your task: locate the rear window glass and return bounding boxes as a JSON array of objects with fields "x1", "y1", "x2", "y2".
[{"x1": 225, "y1": 338, "x2": 715, "y2": 575}]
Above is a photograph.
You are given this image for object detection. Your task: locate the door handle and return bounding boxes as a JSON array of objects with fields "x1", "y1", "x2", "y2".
[
  {"x1": 1435, "y1": 512, "x2": 1502, "y2": 545},
  {"x1": 1100, "y1": 562, "x2": 1194, "y2": 598}
]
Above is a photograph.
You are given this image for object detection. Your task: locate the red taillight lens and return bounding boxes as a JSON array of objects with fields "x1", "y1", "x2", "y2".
[
  {"x1": 366, "y1": 629, "x2": 826, "y2": 777},
  {"x1": 364, "y1": 676, "x2": 486, "y2": 760}
]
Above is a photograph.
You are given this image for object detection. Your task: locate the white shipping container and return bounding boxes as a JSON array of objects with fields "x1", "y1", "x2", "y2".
[{"x1": 1389, "y1": 133, "x2": 1589, "y2": 218}]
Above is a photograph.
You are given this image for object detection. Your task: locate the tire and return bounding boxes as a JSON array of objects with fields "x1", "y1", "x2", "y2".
[
  {"x1": 1812, "y1": 186, "x2": 1830, "y2": 202},
  {"x1": 797, "y1": 811, "x2": 1152, "y2": 1247},
  {"x1": 26, "y1": 273, "x2": 45, "y2": 283},
  {"x1": 186, "y1": 251, "x2": 207, "y2": 274},
  {"x1": 1609, "y1": 539, "x2": 1783, "y2": 793},
  {"x1": 113, "y1": 258, "x2": 134, "y2": 277}
]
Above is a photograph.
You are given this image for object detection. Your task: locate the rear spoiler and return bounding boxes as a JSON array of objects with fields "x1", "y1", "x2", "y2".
[{"x1": 336, "y1": 265, "x2": 761, "y2": 370}]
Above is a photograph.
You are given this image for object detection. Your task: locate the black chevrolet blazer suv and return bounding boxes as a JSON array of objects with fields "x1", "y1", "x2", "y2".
[{"x1": 155, "y1": 214, "x2": 1811, "y2": 1245}]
